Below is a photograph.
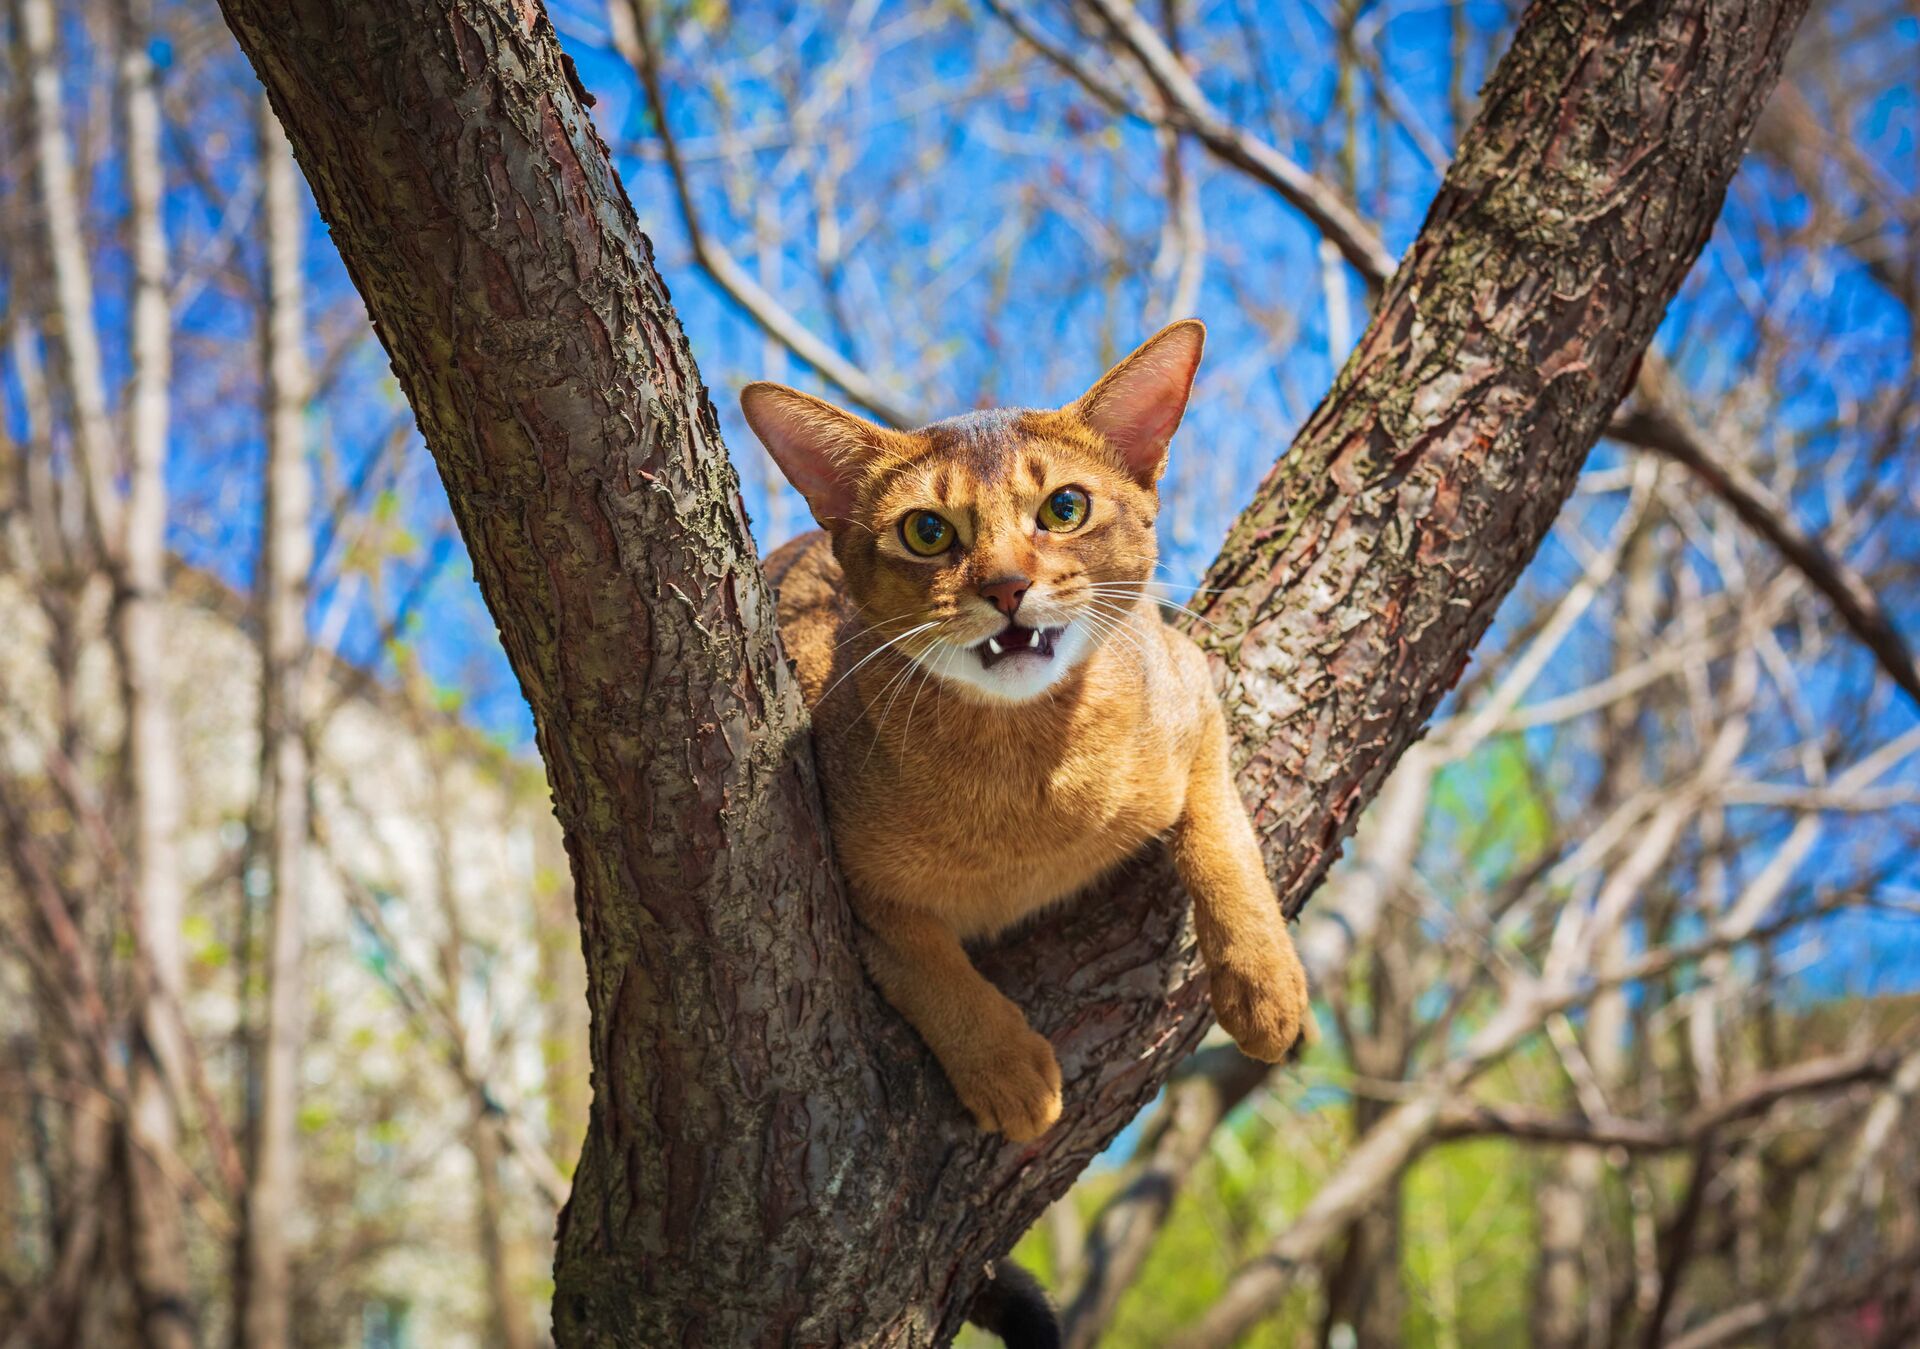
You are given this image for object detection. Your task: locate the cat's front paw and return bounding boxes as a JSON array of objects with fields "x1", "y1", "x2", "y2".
[
  {"x1": 1208, "y1": 938, "x2": 1311, "y2": 1063},
  {"x1": 947, "y1": 1027, "x2": 1063, "y2": 1142}
]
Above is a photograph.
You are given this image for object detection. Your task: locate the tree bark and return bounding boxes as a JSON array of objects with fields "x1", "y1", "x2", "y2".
[
  {"x1": 214, "y1": 0, "x2": 1808, "y2": 1342},
  {"x1": 236, "y1": 94, "x2": 315, "y2": 1349}
]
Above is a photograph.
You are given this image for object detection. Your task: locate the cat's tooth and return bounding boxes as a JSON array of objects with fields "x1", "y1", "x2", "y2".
[
  {"x1": 1028, "y1": 630, "x2": 1041, "y2": 649},
  {"x1": 988, "y1": 637, "x2": 1004, "y2": 655}
]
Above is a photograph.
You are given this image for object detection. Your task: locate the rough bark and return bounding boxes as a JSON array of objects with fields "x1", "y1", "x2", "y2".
[
  {"x1": 215, "y1": 0, "x2": 1808, "y2": 1343},
  {"x1": 236, "y1": 95, "x2": 315, "y2": 1349}
]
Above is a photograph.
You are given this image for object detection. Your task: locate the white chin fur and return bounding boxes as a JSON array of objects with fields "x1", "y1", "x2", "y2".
[{"x1": 914, "y1": 621, "x2": 1095, "y2": 703}]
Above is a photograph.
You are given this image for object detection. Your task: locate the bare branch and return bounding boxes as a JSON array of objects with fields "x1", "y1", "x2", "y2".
[
  {"x1": 613, "y1": 0, "x2": 928, "y2": 427},
  {"x1": 1611, "y1": 363, "x2": 1920, "y2": 709}
]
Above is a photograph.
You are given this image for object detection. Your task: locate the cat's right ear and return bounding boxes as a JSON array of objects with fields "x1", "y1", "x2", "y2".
[{"x1": 739, "y1": 383, "x2": 886, "y2": 528}]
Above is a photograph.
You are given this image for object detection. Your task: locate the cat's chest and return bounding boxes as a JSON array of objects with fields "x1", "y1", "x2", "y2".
[{"x1": 839, "y1": 690, "x2": 1186, "y2": 927}]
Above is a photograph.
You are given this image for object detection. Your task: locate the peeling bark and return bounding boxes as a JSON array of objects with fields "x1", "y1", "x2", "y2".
[{"x1": 214, "y1": 0, "x2": 1808, "y2": 1342}]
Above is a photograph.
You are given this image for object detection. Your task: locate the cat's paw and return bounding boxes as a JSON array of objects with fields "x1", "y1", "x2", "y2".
[
  {"x1": 1208, "y1": 938, "x2": 1311, "y2": 1063},
  {"x1": 948, "y1": 1028, "x2": 1063, "y2": 1142}
]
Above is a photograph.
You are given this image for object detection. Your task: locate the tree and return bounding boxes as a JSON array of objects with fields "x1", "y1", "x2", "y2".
[
  {"x1": 235, "y1": 95, "x2": 315, "y2": 1349},
  {"x1": 211, "y1": 0, "x2": 1809, "y2": 1343},
  {"x1": 13, "y1": 0, "x2": 198, "y2": 1340}
]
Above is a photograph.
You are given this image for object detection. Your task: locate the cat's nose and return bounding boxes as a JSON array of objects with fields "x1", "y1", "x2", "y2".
[{"x1": 979, "y1": 575, "x2": 1031, "y2": 617}]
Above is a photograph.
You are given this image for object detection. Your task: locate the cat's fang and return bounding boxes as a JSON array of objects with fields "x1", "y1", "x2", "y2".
[{"x1": 976, "y1": 624, "x2": 1062, "y2": 670}]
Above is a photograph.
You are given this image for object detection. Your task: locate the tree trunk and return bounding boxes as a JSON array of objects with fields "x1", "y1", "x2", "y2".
[
  {"x1": 415, "y1": 741, "x2": 542, "y2": 1349},
  {"x1": 1320, "y1": 911, "x2": 1413, "y2": 1349},
  {"x1": 22, "y1": 0, "x2": 196, "y2": 1338},
  {"x1": 115, "y1": 4, "x2": 196, "y2": 1340},
  {"x1": 16, "y1": 0, "x2": 120, "y2": 554},
  {"x1": 469, "y1": 1106, "x2": 539, "y2": 1349},
  {"x1": 237, "y1": 93, "x2": 315, "y2": 1349},
  {"x1": 214, "y1": 0, "x2": 1809, "y2": 1342}
]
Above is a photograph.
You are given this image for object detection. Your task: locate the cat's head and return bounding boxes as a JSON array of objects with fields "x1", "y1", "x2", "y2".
[{"x1": 742, "y1": 321, "x2": 1203, "y2": 703}]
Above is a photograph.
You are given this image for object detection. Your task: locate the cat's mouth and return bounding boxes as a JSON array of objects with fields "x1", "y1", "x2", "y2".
[{"x1": 974, "y1": 622, "x2": 1063, "y2": 670}]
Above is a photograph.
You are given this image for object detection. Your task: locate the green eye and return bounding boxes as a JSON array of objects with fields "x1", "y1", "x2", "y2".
[
  {"x1": 1039, "y1": 487, "x2": 1090, "y2": 532},
  {"x1": 901, "y1": 510, "x2": 955, "y2": 556}
]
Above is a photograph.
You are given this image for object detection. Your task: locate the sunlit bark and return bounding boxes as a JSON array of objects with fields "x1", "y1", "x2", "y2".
[{"x1": 216, "y1": 0, "x2": 1809, "y2": 1340}]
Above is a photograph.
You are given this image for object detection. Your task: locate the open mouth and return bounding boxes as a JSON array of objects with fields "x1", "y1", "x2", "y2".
[{"x1": 975, "y1": 622, "x2": 1062, "y2": 670}]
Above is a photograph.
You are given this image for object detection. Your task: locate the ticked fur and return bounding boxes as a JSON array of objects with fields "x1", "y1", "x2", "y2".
[{"x1": 748, "y1": 322, "x2": 1309, "y2": 1141}]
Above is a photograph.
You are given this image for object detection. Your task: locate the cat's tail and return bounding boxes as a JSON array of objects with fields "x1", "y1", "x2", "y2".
[{"x1": 966, "y1": 1260, "x2": 1062, "y2": 1349}]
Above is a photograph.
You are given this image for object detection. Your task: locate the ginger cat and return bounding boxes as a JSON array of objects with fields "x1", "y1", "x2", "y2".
[{"x1": 744, "y1": 321, "x2": 1309, "y2": 1143}]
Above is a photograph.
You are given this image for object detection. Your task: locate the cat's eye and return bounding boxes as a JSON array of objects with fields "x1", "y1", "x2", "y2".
[
  {"x1": 1039, "y1": 486, "x2": 1090, "y2": 533},
  {"x1": 900, "y1": 510, "x2": 956, "y2": 556}
]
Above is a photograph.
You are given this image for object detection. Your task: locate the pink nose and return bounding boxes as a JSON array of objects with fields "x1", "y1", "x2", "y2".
[{"x1": 979, "y1": 575, "x2": 1031, "y2": 617}]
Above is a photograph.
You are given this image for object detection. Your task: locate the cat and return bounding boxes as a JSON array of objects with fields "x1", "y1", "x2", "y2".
[{"x1": 744, "y1": 320, "x2": 1311, "y2": 1144}]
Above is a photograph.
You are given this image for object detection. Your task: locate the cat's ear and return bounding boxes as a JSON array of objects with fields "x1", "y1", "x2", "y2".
[
  {"x1": 739, "y1": 383, "x2": 888, "y2": 528},
  {"x1": 1069, "y1": 319, "x2": 1205, "y2": 486}
]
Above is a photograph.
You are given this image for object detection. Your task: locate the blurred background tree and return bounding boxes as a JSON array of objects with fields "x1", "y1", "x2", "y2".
[{"x1": 2, "y1": 0, "x2": 1917, "y2": 1345}]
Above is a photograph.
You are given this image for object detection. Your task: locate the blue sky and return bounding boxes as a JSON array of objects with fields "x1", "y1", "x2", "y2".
[{"x1": 7, "y1": 0, "x2": 1919, "y2": 994}]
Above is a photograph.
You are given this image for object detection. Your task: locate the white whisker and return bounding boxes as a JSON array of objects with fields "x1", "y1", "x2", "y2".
[
  {"x1": 899, "y1": 640, "x2": 944, "y2": 746},
  {"x1": 818, "y1": 620, "x2": 939, "y2": 706},
  {"x1": 1084, "y1": 584, "x2": 1220, "y2": 629},
  {"x1": 1079, "y1": 604, "x2": 1150, "y2": 668}
]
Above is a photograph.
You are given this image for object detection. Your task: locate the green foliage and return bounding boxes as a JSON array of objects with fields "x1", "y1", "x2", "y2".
[
  {"x1": 184, "y1": 912, "x2": 229, "y2": 970},
  {"x1": 957, "y1": 1096, "x2": 1557, "y2": 1347},
  {"x1": 1431, "y1": 735, "x2": 1554, "y2": 882},
  {"x1": 1399, "y1": 1140, "x2": 1538, "y2": 1348}
]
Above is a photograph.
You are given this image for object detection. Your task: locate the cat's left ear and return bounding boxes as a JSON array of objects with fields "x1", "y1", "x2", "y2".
[{"x1": 1069, "y1": 319, "x2": 1205, "y2": 486}]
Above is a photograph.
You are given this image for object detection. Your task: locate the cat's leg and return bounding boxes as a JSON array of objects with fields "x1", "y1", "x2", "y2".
[
  {"x1": 1171, "y1": 706, "x2": 1312, "y2": 1062},
  {"x1": 856, "y1": 898, "x2": 1063, "y2": 1141}
]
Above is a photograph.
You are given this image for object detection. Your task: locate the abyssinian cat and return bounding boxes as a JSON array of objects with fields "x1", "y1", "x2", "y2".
[{"x1": 743, "y1": 321, "x2": 1310, "y2": 1145}]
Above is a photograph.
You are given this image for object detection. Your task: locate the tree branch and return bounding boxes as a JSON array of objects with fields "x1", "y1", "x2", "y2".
[
  {"x1": 1609, "y1": 369, "x2": 1920, "y2": 708},
  {"x1": 611, "y1": 0, "x2": 928, "y2": 427},
  {"x1": 996, "y1": 1, "x2": 1920, "y2": 719},
  {"x1": 985, "y1": 0, "x2": 1398, "y2": 284},
  {"x1": 1434, "y1": 1041, "x2": 1913, "y2": 1150},
  {"x1": 217, "y1": 0, "x2": 1810, "y2": 1341}
]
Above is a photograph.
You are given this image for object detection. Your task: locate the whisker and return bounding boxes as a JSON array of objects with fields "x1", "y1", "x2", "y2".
[
  {"x1": 1099, "y1": 551, "x2": 1231, "y2": 586},
  {"x1": 862, "y1": 636, "x2": 945, "y2": 770},
  {"x1": 899, "y1": 640, "x2": 944, "y2": 746},
  {"x1": 1085, "y1": 598, "x2": 1155, "y2": 651},
  {"x1": 1084, "y1": 585, "x2": 1220, "y2": 629},
  {"x1": 1078, "y1": 605, "x2": 1149, "y2": 668},
  {"x1": 818, "y1": 621, "x2": 940, "y2": 706},
  {"x1": 833, "y1": 610, "x2": 930, "y2": 652},
  {"x1": 1083, "y1": 581, "x2": 1228, "y2": 599},
  {"x1": 1086, "y1": 625, "x2": 1147, "y2": 672},
  {"x1": 1085, "y1": 576, "x2": 1234, "y2": 596},
  {"x1": 855, "y1": 663, "x2": 920, "y2": 767}
]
